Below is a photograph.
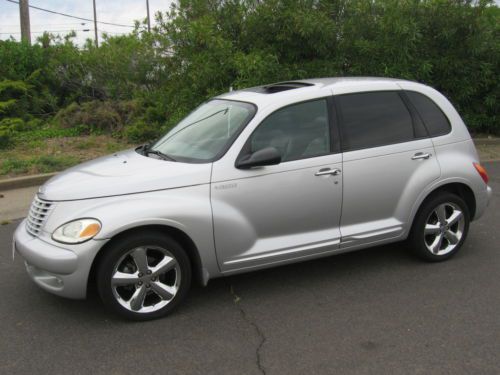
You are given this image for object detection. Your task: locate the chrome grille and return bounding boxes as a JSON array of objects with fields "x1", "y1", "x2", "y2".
[{"x1": 26, "y1": 196, "x2": 53, "y2": 237}]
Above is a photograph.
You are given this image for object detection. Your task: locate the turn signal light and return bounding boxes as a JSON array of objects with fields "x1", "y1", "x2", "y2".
[
  {"x1": 473, "y1": 163, "x2": 489, "y2": 184},
  {"x1": 79, "y1": 223, "x2": 101, "y2": 238}
]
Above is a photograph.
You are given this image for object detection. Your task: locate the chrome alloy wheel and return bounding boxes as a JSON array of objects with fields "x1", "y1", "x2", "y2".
[
  {"x1": 111, "y1": 246, "x2": 181, "y2": 313},
  {"x1": 424, "y1": 202, "x2": 465, "y2": 256}
]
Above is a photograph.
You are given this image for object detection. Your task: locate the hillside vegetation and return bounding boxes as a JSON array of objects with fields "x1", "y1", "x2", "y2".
[{"x1": 0, "y1": 0, "x2": 498, "y2": 163}]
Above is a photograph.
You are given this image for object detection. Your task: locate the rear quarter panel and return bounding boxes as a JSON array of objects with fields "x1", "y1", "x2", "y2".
[{"x1": 396, "y1": 82, "x2": 489, "y2": 224}]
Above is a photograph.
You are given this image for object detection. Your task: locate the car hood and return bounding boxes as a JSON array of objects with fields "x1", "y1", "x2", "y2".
[{"x1": 38, "y1": 149, "x2": 212, "y2": 201}]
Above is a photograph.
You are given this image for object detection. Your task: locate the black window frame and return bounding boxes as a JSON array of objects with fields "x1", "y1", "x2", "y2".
[
  {"x1": 402, "y1": 90, "x2": 452, "y2": 138},
  {"x1": 236, "y1": 96, "x2": 341, "y2": 167},
  {"x1": 333, "y1": 90, "x2": 430, "y2": 153}
]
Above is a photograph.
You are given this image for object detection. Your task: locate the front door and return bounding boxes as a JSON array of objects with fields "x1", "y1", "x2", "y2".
[{"x1": 211, "y1": 98, "x2": 343, "y2": 272}]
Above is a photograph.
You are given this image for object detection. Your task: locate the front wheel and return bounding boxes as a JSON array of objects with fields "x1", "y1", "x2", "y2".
[
  {"x1": 96, "y1": 231, "x2": 191, "y2": 321},
  {"x1": 409, "y1": 193, "x2": 470, "y2": 262}
]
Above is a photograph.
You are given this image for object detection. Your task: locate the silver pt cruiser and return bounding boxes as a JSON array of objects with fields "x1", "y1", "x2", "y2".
[{"x1": 13, "y1": 77, "x2": 492, "y2": 320}]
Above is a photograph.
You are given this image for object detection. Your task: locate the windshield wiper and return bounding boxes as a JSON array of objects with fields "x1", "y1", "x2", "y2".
[
  {"x1": 146, "y1": 149, "x2": 176, "y2": 161},
  {"x1": 140, "y1": 143, "x2": 176, "y2": 161}
]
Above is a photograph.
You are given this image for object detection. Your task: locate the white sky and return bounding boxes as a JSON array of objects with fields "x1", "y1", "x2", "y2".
[{"x1": 0, "y1": 0, "x2": 175, "y2": 45}]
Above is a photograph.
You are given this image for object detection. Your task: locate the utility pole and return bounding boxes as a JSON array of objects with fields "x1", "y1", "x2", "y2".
[
  {"x1": 92, "y1": 0, "x2": 98, "y2": 47},
  {"x1": 146, "y1": 0, "x2": 151, "y2": 32},
  {"x1": 19, "y1": 0, "x2": 31, "y2": 44}
]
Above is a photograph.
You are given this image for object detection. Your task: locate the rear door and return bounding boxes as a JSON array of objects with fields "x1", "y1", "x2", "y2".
[{"x1": 335, "y1": 90, "x2": 440, "y2": 247}]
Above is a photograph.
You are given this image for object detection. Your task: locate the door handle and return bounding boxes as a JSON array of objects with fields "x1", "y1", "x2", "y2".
[
  {"x1": 411, "y1": 152, "x2": 431, "y2": 160},
  {"x1": 315, "y1": 168, "x2": 341, "y2": 176}
]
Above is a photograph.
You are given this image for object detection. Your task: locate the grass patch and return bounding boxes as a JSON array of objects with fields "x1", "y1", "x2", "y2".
[
  {"x1": 11, "y1": 127, "x2": 83, "y2": 143},
  {"x1": 0, "y1": 155, "x2": 80, "y2": 175},
  {"x1": 0, "y1": 135, "x2": 135, "y2": 178},
  {"x1": 74, "y1": 136, "x2": 99, "y2": 150},
  {"x1": 0, "y1": 158, "x2": 32, "y2": 175}
]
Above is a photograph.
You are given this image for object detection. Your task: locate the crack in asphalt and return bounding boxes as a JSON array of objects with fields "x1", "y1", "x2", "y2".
[{"x1": 229, "y1": 284, "x2": 267, "y2": 375}]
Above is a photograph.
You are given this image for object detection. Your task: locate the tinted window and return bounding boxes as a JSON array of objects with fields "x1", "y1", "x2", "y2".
[
  {"x1": 249, "y1": 99, "x2": 330, "y2": 162},
  {"x1": 406, "y1": 91, "x2": 451, "y2": 136},
  {"x1": 338, "y1": 91, "x2": 415, "y2": 151}
]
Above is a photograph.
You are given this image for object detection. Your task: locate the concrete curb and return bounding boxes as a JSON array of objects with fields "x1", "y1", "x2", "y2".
[{"x1": 0, "y1": 173, "x2": 57, "y2": 191}]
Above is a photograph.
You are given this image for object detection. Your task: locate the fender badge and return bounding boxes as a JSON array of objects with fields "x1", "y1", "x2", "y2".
[{"x1": 214, "y1": 183, "x2": 237, "y2": 190}]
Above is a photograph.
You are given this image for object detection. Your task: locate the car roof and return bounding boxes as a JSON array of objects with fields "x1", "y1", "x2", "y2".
[{"x1": 216, "y1": 76, "x2": 423, "y2": 108}]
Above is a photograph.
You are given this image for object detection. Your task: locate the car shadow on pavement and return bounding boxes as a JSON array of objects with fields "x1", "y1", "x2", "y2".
[{"x1": 35, "y1": 241, "x2": 421, "y2": 322}]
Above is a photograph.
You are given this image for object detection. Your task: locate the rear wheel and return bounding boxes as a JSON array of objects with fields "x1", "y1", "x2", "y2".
[
  {"x1": 409, "y1": 193, "x2": 470, "y2": 262},
  {"x1": 96, "y1": 231, "x2": 191, "y2": 321}
]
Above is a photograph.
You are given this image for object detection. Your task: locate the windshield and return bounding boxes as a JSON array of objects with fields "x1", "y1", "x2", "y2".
[{"x1": 151, "y1": 99, "x2": 256, "y2": 162}]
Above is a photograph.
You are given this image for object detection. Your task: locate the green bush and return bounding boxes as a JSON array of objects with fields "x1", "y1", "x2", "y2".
[
  {"x1": 24, "y1": 118, "x2": 44, "y2": 131},
  {"x1": 124, "y1": 118, "x2": 159, "y2": 143},
  {"x1": 54, "y1": 100, "x2": 140, "y2": 135},
  {"x1": 0, "y1": 1, "x2": 498, "y2": 136},
  {"x1": 0, "y1": 117, "x2": 25, "y2": 132},
  {"x1": 0, "y1": 128, "x2": 12, "y2": 150}
]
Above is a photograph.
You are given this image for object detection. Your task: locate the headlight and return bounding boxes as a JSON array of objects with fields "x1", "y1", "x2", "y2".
[{"x1": 52, "y1": 219, "x2": 102, "y2": 244}]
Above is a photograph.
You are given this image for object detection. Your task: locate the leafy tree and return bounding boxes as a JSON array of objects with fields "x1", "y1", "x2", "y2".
[{"x1": 0, "y1": 0, "x2": 498, "y2": 141}]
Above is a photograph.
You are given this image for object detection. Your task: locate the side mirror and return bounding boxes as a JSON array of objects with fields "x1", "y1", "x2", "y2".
[{"x1": 236, "y1": 147, "x2": 282, "y2": 169}]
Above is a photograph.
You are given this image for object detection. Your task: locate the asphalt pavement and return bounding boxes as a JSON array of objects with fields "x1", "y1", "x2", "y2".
[
  {"x1": 0, "y1": 162, "x2": 499, "y2": 375},
  {"x1": 0, "y1": 185, "x2": 39, "y2": 222}
]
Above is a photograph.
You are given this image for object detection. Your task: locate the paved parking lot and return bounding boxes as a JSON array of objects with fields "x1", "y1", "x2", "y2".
[{"x1": 0, "y1": 162, "x2": 499, "y2": 375}]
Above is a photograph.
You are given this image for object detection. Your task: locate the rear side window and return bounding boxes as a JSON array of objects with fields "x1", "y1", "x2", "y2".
[
  {"x1": 405, "y1": 91, "x2": 451, "y2": 137},
  {"x1": 337, "y1": 91, "x2": 415, "y2": 151}
]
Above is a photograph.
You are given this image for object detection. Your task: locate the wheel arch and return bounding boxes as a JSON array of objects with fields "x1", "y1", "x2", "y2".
[
  {"x1": 87, "y1": 224, "x2": 206, "y2": 295},
  {"x1": 409, "y1": 181, "x2": 476, "y2": 234}
]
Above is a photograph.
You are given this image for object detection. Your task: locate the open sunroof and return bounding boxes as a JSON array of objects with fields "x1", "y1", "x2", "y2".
[{"x1": 245, "y1": 81, "x2": 314, "y2": 94}]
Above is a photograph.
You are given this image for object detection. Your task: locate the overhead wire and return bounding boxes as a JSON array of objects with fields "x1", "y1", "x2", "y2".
[
  {"x1": 0, "y1": 29, "x2": 92, "y2": 35},
  {"x1": 1, "y1": 22, "x2": 89, "y2": 27},
  {"x1": 4, "y1": 0, "x2": 135, "y2": 28}
]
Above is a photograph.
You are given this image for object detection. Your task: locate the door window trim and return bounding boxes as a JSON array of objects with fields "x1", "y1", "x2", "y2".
[
  {"x1": 235, "y1": 96, "x2": 341, "y2": 167},
  {"x1": 333, "y1": 90, "x2": 431, "y2": 153}
]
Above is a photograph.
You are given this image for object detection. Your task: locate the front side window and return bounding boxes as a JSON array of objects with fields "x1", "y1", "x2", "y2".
[
  {"x1": 152, "y1": 99, "x2": 256, "y2": 162},
  {"x1": 337, "y1": 91, "x2": 416, "y2": 151},
  {"x1": 248, "y1": 99, "x2": 331, "y2": 162}
]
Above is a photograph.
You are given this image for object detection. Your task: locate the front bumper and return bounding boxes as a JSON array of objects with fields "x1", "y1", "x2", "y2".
[{"x1": 13, "y1": 219, "x2": 107, "y2": 299}]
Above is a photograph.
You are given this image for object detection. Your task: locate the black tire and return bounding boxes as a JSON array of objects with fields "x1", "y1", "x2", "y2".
[
  {"x1": 96, "y1": 231, "x2": 191, "y2": 321},
  {"x1": 408, "y1": 192, "x2": 470, "y2": 262}
]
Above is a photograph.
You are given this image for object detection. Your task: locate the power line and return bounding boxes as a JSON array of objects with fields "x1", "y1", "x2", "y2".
[
  {"x1": 2, "y1": 22, "x2": 89, "y2": 27},
  {"x1": 0, "y1": 28, "x2": 132, "y2": 35},
  {"x1": 100, "y1": 30, "x2": 130, "y2": 35},
  {"x1": 4, "y1": 0, "x2": 135, "y2": 28},
  {"x1": 0, "y1": 29, "x2": 93, "y2": 35}
]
